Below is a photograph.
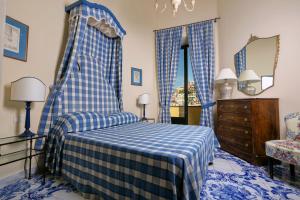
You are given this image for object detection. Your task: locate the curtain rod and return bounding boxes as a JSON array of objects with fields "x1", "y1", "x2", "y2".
[{"x1": 153, "y1": 17, "x2": 220, "y2": 32}]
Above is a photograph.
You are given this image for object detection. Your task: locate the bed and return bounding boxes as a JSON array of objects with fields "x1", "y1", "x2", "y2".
[
  {"x1": 36, "y1": 1, "x2": 219, "y2": 199},
  {"x1": 45, "y1": 111, "x2": 218, "y2": 200}
]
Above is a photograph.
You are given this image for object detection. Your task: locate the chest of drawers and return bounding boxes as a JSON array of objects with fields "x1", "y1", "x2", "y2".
[{"x1": 216, "y1": 98, "x2": 279, "y2": 165}]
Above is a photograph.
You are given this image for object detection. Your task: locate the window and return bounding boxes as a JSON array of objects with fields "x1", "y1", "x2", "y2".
[{"x1": 170, "y1": 46, "x2": 201, "y2": 125}]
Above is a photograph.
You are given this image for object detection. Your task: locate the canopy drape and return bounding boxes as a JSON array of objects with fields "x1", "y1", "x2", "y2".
[{"x1": 36, "y1": 0, "x2": 126, "y2": 149}]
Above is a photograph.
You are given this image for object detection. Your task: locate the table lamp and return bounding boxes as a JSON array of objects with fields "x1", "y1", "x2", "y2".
[
  {"x1": 216, "y1": 68, "x2": 237, "y2": 99},
  {"x1": 11, "y1": 77, "x2": 46, "y2": 137},
  {"x1": 138, "y1": 93, "x2": 150, "y2": 120},
  {"x1": 238, "y1": 69, "x2": 260, "y2": 95}
]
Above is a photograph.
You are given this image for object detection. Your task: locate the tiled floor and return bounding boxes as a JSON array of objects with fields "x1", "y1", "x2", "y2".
[{"x1": 0, "y1": 149, "x2": 299, "y2": 200}]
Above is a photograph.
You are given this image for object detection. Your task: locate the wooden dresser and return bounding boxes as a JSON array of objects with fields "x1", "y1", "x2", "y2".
[{"x1": 216, "y1": 98, "x2": 279, "y2": 165}]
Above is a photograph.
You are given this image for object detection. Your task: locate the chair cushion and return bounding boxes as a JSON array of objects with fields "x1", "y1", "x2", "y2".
[
  {"x1": 285, "y1": 112, "x2": 300, "y2": 140},
  {"x1": 266, "y1": 140, "x2": 300, "y2": 165}
]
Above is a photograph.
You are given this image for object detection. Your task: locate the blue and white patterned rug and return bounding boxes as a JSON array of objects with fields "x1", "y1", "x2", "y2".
[{"x1": 0, "y1": 149, "x2": 299, "y2": 200}]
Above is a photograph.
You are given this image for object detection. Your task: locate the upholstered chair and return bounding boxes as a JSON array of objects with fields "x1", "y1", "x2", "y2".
[{"x1": 266, "y1": 112, "x2": 300, "y2": 179}]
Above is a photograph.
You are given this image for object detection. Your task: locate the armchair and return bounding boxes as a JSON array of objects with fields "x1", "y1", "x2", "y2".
[{"x1": 266, "y1": 112, "x2": 300, "y2": 179}]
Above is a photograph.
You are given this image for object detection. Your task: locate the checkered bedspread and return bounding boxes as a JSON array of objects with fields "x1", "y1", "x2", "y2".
[
  {"x1": 58, "y1": 116, "x2": 219, "y2": 200},
  {"x1": 45, "y1": 112, "x2": 139, "y2": 172}
]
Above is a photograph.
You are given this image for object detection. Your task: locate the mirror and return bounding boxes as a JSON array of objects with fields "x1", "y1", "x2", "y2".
[{"x1": 234, "y1": 35, "x2": 280, "y2": 95}]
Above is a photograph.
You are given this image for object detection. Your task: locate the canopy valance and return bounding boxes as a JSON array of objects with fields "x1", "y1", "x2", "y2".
[{"x1": 65, "y1": 0, "x2": 126, "y2": 38}]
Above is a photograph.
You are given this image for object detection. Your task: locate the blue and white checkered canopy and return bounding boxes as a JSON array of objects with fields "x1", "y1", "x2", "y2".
[{"x1": 36, "y1": 0, "x2": 126, "y2": 148}]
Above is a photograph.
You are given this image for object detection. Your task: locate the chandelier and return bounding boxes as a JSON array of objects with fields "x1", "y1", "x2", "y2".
[{"x1": 155, "y1": 0, "x2": 196, "y2": 16}]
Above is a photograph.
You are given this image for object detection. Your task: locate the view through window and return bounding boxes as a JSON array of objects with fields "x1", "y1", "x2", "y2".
[{"x1": 170, "y1": 47, "x2": 201, "y2": 125}]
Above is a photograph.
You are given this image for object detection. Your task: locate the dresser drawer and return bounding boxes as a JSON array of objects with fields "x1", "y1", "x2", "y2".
[
  {"x1": 217, "y1": 113, "x2": 251, "y2": 127},
  {"x1": 218, "y1": 133, "x2": 253, "y2": 154},
  {"x1": 218, "y1": 101, "x2": 251, "y2": 114},
  {"x1": 220, "y1": 142, "x2": 253, "y2": 163},
  {"x1": 217, "y1": 123, "x2": 252, "y2": 139}
]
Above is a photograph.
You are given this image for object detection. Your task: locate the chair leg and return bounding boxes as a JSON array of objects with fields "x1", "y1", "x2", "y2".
[
  {"x1": 290, "y1": 164, "x2": 295, "y2": 180},
  {"x1": 268, "y1": 157, "x2": 274, "y2": 179}
]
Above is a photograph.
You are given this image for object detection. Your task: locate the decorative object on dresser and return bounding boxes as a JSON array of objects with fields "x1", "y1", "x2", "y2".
[
  {"x1": 216, "y1": 68, "x2": 237, "y2": 99},
  {"x1": 138, "y1": 93, "x2": 150, "y2": 121},
  {"x1": 216, "y1": 98, "x2": 279, "y2": 165},
  {"x1": 10, "y1": 77, "x2": 46, "y2": 137}
]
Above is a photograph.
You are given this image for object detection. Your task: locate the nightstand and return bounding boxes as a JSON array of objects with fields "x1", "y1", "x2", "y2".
[
  {"x1": 141, "y1": 118, "x2": 155, "y2": 123},
  {"x1": 0, "y1": 135, "x2": 47, "y2": 179}
]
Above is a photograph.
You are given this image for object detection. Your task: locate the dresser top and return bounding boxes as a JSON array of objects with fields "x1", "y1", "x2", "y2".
[{"x1": 217, "y1": 98, "x2": 279, "y2": 101}]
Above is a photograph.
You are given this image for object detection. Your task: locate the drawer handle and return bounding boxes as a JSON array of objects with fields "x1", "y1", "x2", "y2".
[
  {"x1": 245, "y1": 144, "x2": 249, "y2": 147},
  {"x1": 244, "y1": 105, "x2": 248, "y2": 109},
  {"x1": 244, "y1": 130, "x2": 249, "y2": 134},
  {"x1": 244, "y1": 118, "x2": 248, "y2": 122}
]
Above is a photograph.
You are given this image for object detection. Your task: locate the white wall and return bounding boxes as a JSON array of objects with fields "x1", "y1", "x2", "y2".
[{"x1": 218, "y1": 0, "x2": 300, "y2": 137}]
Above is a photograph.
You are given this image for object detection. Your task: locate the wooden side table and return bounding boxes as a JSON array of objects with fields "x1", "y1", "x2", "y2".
[{"x1": 0, "y1": 135, "x2": 47, "y2": 180}]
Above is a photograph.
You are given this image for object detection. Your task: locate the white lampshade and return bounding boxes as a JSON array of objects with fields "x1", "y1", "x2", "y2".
[
  {"x1": 238, "y1": 69, "x2": 260, "y2": 83},
  {"x1": 11, "y1": 77, "x2": 46, "y2": 102},
  {"x1": 138, "y1": 93, "x2": 150, "y2": 105},
  {"x1": 216, "y1": 68, "x2": 237, "y2": 83}
]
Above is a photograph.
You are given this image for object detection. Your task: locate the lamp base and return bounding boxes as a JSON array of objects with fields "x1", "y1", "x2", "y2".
[
  {"x1": 19, "y1": 130, "x2": 35, "y2": 138},
  {"x1": 220, "y1": 82, "x2": 233, "y2": 99},
  {"x1": 244, "y1": 85, "x2": 256, "y2": 95}
]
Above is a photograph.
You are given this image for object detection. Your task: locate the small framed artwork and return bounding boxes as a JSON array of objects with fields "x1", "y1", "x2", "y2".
[
  {"x1": 4, "y1": 16, "x2": 29, "y2": 62},
  {"x1": 131, "y1": 67, "x2": 142, "y2": 86}
]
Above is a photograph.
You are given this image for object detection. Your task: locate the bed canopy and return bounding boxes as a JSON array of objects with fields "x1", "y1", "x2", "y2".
[{"x1": 36, "y1": 0, "x2": 126, "y2": 147}]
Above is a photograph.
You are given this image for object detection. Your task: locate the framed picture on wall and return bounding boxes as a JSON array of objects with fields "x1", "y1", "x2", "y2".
[
  {"x1": 3, "y1": 16, "x2": 29, "y2": 62},
  {"x1": 131, "y1": 67, "x2": 142, "y2": 86}
]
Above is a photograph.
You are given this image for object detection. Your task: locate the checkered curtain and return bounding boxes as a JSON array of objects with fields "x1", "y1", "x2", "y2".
[
  {"x1": 188, "y1": 21, "x2": 215, "y2": 128},
  {"x1": 156, "y1": 27, "x2": 183, "y2": 123},
  {"x1": 36, "y1": 3, "x2": 125, "y2": 149},
  {"x1": 234, "y1": 47, "x2": 247, "y2": 90}
]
